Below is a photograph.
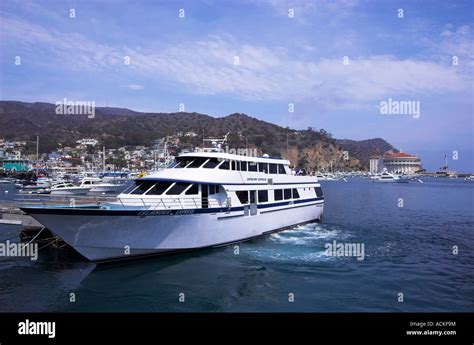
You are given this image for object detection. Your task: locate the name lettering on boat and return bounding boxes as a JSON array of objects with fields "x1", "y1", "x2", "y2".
[
  {"x1": 138, "y1": 209, "x2": 195, "y2": 217},
  {"x1": 246, "y1": 177, "x2": 267, "y2": 182}
]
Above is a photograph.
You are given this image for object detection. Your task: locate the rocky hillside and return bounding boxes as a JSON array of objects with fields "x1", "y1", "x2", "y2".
[
  {"x1": 0, "y1": 101, "x2": 395, "y2": 170},
  {"x1": 336, "y1": 138, "x2": 395, "y2": 167}
]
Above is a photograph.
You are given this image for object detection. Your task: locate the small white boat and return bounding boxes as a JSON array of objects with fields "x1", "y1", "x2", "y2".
[
  {"x1": 315, "y1": 172, "x2": 326, "y2": 180},
  {"x1": 89, "y1": 182, "x2": 128, "y2": 194},
  {"x1": 373, "y1": 169, "x2": 407, "y2": 183},
  {"x1": 447, "y1": 171, "x2": 458, "y2": 179},
  {"x1": 18, "y1": 177, "x2": 51, "y2": 192},
  {"x1": 369, "y1": 173, "x2": 381, "y2": 180},
  {"x1": 50, "y1": 178, "x2": 103, "y2": 195},
  {"x1": 323, "y1": 173, "x2": 338, "y2": 181}
]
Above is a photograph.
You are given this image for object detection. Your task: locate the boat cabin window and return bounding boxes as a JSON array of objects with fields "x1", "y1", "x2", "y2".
[
  {"x1": 314, "y1": 187, "x2": 323, "y2": 197},
  {"x1": 240, "y1": 161, "x2": 247, "y2": 171},
  {"x1": 250, "y1": 190, "x2": 256, "y2": 204},
  {"x1": 274, "y1": 189, "x2": 283, "y2": 201},
  {"x1": 166, "y1": 182, "x2": 191, "y2": 195},
  {"x1": 278, "y1": 164, "x2": 286, "y2": 174},
  {"x1": 175, "y1": 157, "x2": 195, "y2": 168},
  {"x1": 218, "y1": 159, "x2": 230, "y2": 170},
  {"x1": 248, "y1": 162, "x2": 258, "y2": 172},
  {"x1": 292, "y1": 188, "x2": 300, "y2": 199},
  {"x1": 208, "y1": 184, "x2": 219, "y2": 195},
  {"x1": 236, "y1": 191, "x2": 249, "y2": 204},
  {"x1": 146, "y1": 181, "x2": 174, "y2": 195},
  {"x1": 258, "y1": 190, "x2": 268, "y2": 203},
  {"x1": 130, "y1": 180, "x2": 156, "y2": 194},
  {"x1": 185, "y1": 184, "x2": 199, "y2": 195},
  {"x1": 284, "y1": 189, "x2": 291, "y2": 200},
  {"x1": 231, "y1": 161, "x2": 237, "y2": 171},
  {"x1": 188, "y1": 157, "x2": 208, "y2": 168},
  {"x1": 258, "y1": 163, "x2": 268, "y2": 173},
  {"x1": 269, "y1": 164, "x2": 277, "y2": 174},
  {"x1": 122, "y1": 183, "x2": 139, "y2": 194},
  {"x1": 203, "y1": 158, "x2": 220, "y2": 169}
]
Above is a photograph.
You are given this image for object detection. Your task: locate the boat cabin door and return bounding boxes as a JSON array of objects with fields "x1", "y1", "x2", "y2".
[
  {"x1": 249, "y1": 190, "x2": 257, "y2": 216},
  {"x1": 201, "y1": 184, "x2": 209, "y2": 208}
]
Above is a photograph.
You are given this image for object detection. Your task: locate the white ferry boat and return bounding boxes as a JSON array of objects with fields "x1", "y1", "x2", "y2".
[{"x1": 21, "y1": 151, "x2": 324, "y2": 262}]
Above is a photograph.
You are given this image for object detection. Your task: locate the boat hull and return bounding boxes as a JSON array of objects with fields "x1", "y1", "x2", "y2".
[
  {"x1": 22, "y1": 200, "x2": 324, "y2": 262},
  {"x1": 50, "y1": 188, "x2": 90, "y2": 195},
  {"x1": 88, "y1": 185, "x2": 126, "y2": 194}
]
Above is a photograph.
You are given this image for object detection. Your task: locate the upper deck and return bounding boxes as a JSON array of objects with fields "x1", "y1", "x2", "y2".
[
  {"x1": 178, "y1": 151, "x2": 290, "y2": 165},
  {"x1": 139, "y1": 151, "x2": 317, "y2": 186}
]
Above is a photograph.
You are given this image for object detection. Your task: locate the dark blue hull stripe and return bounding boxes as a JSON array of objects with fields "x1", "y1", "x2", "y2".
[
  {"x1": 21, "y1": 197, "x2": 324, "y2": 216},
  {"x1": 218, "y1": 201, "x2": 323, "y2": 219},
  {"x1": 259, "y1": 201, "x2": 323, "y2": 214}
]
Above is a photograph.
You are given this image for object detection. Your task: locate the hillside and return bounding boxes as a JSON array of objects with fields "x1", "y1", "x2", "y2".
[
  {"x1": 336, "y1": 138, "x2": 395, "y2": 166},
  {"x1": 0, "y1": 101, "x2": 395, "y2": 170}
]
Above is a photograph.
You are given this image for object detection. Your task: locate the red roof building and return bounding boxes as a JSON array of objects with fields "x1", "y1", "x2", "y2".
[{"x1": 382, "y1": 150, "x2": 422, "y2": 174}]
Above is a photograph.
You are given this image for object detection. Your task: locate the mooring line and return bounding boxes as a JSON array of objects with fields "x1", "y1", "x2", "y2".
[
  {"x1": 38, "y1": 240, "x2": 57, "y2": 251},
  {"x1": 20, "y1": 226, "x2": 45, "y2": 250}
]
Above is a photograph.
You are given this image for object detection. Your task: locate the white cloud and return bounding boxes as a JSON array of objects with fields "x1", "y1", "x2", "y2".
[
  {"x1": 263, "y1": 0, "x2": 359, "y2": 18},
  {"x1": 127, "y1": 84, "x2": 144, "y2": 90},
  {"x1": 1, "y1": 16, "x2": 471, "y2": 109}
]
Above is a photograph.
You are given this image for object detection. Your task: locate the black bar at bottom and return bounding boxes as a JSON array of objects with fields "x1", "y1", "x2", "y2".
[{"x1": 0, "y1": 313, "x2": 472, "y2": 345}]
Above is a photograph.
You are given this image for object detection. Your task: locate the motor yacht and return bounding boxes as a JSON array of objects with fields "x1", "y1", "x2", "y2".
[
  {"x1": 49, "y1": 177, "x2": 102, "y2": 195},
  {"x1": 21, "y1": 151, "x2": 325, "y2": 262},
  {"x1": 373, "y1": 169, "x2": 407, "y2": 183}
]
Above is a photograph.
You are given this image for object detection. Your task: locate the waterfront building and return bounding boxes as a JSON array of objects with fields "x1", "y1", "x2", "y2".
[
  {"x1": 382, "y1": 150, "x2": 422, "y2": 174},
  {"x1": 369, "y1": 156, "x2": 383, "y2": 174},
  {"x1": 369, "y1": 150, "x2": 422, "y2": 174},
  {"x1": 0, "y1": 158, "x2": 32, "y2": 172}
]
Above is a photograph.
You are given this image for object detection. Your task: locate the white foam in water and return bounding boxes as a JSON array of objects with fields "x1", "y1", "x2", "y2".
[
  {"x1": 244, "y1": 247, "x2": 330, "y2": 263},
  {"x1": 240, "y1": 223, "x2": 353, "y2": 264},
  {"x1": 269, "y1": 223, "x2": 352, "y2": 245}
]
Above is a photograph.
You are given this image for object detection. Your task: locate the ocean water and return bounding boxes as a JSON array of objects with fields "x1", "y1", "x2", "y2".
[{"x1": 0, "y1": 177, "x2": 473, "y2": 312}]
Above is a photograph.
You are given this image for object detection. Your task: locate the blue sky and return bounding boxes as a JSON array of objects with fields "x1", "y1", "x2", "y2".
[{"x1": 0, "y1": 0, "x2": 473, "y2": 171}]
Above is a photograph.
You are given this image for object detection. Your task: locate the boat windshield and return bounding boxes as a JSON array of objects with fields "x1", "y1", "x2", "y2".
[{"x1": 172, "y1": 157, "x2": 208, "y2": 168}]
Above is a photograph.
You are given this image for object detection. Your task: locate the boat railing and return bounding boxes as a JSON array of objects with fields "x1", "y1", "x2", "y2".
[
  {"x1": 16, "y1": 194, "x2": 232, "y2": 211},
  {"x1": 116, "y1": 196, "x2": 232, "y2": 210}
]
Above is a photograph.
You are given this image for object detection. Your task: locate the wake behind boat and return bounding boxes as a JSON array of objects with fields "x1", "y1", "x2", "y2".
[{"x1": 20, "y1": 151, "x2": 325, "y2": 262}]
